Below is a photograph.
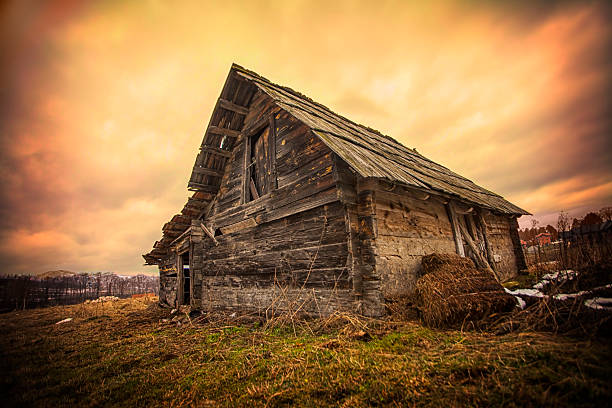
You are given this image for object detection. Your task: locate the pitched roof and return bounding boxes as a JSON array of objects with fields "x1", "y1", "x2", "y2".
[
  {"x1": 232, "y1": 64, "x2": 528, "y2": 215},
  {"x1": 144, "y1": 64, "x2": 528, "y2": 264}
]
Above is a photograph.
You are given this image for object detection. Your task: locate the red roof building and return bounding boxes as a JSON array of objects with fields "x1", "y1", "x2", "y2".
[{"x1": 536, "y1": 232, "x2": 552, "y2": 246}]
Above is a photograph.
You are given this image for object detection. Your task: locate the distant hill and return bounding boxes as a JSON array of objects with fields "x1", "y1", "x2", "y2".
[{"x1": 36, "y1": 270, "x2": 77, "y2": 278}]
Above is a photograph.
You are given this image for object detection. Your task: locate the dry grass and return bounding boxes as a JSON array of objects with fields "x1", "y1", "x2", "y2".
[{"x1": 1, "y1": 297, "x2": 611, "y2": 407}]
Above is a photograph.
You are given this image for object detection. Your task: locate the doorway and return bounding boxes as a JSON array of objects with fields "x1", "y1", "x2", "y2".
[{"x1": 180, "y1": 251, "x2": 190, "y2": 305}]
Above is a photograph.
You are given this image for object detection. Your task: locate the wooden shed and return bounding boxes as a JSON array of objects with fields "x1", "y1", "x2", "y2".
[{"x1": 143, "y1": 64, "x2": 528, "y2": 317}]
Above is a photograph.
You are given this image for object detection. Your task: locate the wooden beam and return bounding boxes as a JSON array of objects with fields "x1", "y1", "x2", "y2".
[
  {"x1": 454, "y1": 206, "x2": 474, "y2": 215},
  {"x1": 249, "y1": 178, "x2": 260, "y2": 200},
  {"x1": 218, "y1": 98, "x2": 249, "y2": 115},
  {"x1": 476, "y1": 210, "x2": 498, "y2": 272},
  {"x1": 201, "y1": 146, "x2": 232, "y2": 158},
  {"x1": 192, "y1": 167, "x2": 225, "y2": 177},
  {"x1": 207, "y1": 126, "x2": 240, "y2": 138},
  {"x1": 458, "y1": 221, "x2": 501, "y2": 283},
  {"x1": 200, "y1": 223, "x2": 218, "y2": 246},
  {"x1": 187, "y1": 183, "x2": 220, "y2": 194},
  {"x1": 220, "y1": 217, "x2": 257, "y2": 235},
  {"x1": 268, "y1": 116, "x2": 278, "y2": 190},
  {"x1": 446, "y1": 201, "x2": 465, "y2": 257},
  {"x1": 169, "y1": 226, "x2": 193, "y2": 246}
]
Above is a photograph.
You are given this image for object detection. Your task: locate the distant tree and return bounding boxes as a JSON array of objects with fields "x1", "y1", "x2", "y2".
[
  {"x1": 581, "y1": 212, "x2": 603, "y2": 226},
  {"x1": 571, "y1": 218, "x2": 582, "y2": 229},
  {"x1": 557, "y1": 211, "x2": 569, "y2": 233},
  {"x1": 530, "y1": 218, "x2": 540, "y2": 246},
  {"x1": 545, "y1": 224, "x2": 558, "y2": 241},
  {"x1": 598, "y1": 206, "x2": 612, "y2": 222}
]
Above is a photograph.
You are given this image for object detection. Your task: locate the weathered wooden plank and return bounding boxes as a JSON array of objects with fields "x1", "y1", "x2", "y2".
[
  {"x1": 200, "y1": 146, "x2": 232, "y2": 158},
  {"x1": 188, "y1": 183, "x2": 220, "y2": 194},
  {"x1": 249, "y1": 178, "x2": 260, "y2": 200},
  {"x1": 208, "y1": 126, "x2": 241, "y2": 138},
  {"x1": 458, "y1": 220, "x2": 500, "y2": 282},
  {"x1": 218, "y1": 98, "x2": 249, "y2": 115},
  {"x1": 220, "y1": 217, "x2": 258, "y2": 235},
  {"x1": 445, "y1": 201, "x2": 465, "y2": 257},
  {"x1": 192, "y1": 167, "x2": 225, "y2": 177},
  {"x1": 200, "y1": 223, "x2": 218, "y2": 246}
]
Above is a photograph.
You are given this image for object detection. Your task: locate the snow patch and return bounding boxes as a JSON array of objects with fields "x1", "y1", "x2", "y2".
[{"x1": 584, "y1": 298, "x2": 612, "y2": 311}]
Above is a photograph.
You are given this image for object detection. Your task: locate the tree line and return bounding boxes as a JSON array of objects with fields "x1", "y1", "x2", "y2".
[
  {"x1": 519, "y1": 206, "x2": 612, "y2": 246},
  {"x1": 0, "y1": 272, "x2": 159, "y2": 312}
]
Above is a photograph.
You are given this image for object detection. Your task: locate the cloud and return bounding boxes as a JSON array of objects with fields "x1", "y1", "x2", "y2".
[{"x1": 0, "y1": 0, "x2": 609, "y2": 274}]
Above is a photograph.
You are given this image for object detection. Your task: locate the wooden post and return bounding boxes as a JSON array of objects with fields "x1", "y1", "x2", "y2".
[
  {"x1": 458, "y1": 222, "x2": 501, "y2": 283},
  {"x1": 200, "y1": 223, "x2": 218, "y2": 246},
  {"x1": 446, "y1": 201, "x2": 465, "y2": 257},
  {"x1": 476, "y1": 210, "x2": 498, "y2": 272}
]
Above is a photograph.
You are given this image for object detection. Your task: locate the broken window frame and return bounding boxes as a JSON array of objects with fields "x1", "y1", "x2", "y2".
[{"x1": 243, "y1": 116, "x2": 277, "y2": 203}]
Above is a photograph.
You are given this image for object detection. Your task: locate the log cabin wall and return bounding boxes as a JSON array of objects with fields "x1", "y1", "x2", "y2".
[
  {"x1": 333, "y1": 159, "x2": 384, "y2": 317},
  {"x1": 192, "y1": 92, "x2": 356, "y2": 315},
  {"x1": 371, "y1": 183, "x2": 457, "y2": 298}
]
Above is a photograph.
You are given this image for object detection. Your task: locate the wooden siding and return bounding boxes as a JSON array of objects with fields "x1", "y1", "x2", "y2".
[{"x1": 189, "y1": 93, "x2": 350, "y2": 314}]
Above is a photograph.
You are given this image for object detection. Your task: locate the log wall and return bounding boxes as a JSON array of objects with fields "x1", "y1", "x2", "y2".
[{"x1": 189, "y1": 92, "x2": 354, "y2": 314}]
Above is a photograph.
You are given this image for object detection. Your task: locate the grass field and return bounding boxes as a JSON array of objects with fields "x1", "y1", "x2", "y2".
[{"x1": 1, "y1": 298, "x2": 611, "y2": 407}]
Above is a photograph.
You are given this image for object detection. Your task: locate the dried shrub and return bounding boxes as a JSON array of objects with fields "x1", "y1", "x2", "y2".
[
  {"x1": 494, "y1": 296, "x2": 612, "y2": 338},
  {"x1": 415, "y1": 253, "x2": 516, "y2": 328}
]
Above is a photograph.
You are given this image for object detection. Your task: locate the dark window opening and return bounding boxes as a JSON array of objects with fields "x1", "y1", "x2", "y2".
[
  {"x1": 245, "y1": 120, "x2": 276, "y2": 202},
  {"x1": 180, "y1": 252, "x2": 190, "y2": 305}
]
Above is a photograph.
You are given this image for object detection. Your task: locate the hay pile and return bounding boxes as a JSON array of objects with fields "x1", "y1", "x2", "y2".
[{"x1": 415, "y1": 253, "x2": 516, "y2": 328}]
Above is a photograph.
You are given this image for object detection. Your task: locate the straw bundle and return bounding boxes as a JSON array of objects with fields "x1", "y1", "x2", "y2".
[{"x1": 415, "y1": 253, "x2": 516, "y2": 328}]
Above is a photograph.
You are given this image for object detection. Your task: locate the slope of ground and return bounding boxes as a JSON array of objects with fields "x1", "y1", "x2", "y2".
[{"x1": 0, "y1": 298, "x2": 610, "y2": 407}]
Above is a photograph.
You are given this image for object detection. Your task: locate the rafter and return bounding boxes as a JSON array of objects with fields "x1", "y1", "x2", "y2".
[
  {"x1": 207, "y1": 126, "x2": 240, "y2": 138},
  {"x1": 192, "y1": 167, "x2": 225, "y2": 177},
  {"x1": 218, "y1": 98, "x2": 249, "y2": 115}
]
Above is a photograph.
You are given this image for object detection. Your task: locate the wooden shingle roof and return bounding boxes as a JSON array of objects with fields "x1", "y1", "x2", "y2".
[{"x1": 233, "y1": 64, "x2": 528, "y2": 215}]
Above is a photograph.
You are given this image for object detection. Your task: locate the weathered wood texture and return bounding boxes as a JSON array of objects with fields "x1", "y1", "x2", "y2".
[
  {"x1": 151, "y1": 66, "x2": 528, "y2": 317},
  {"x1": 183, "y1": 95, "x2": 353, "y2": 315},
  {"x1": 199, "y1": 203, "x2": 354, "y2": 314},
  {"x1": 482, "y1": 213, "x2": 525, "y2": 281}
]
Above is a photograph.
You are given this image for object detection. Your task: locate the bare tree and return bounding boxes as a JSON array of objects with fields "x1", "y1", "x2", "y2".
[
  {"x1": 599, "y1": 206, "x2": 612, "y2": 222},
  {"x1": 557, "y1": 210, "x2": 570, "y2": 267}
]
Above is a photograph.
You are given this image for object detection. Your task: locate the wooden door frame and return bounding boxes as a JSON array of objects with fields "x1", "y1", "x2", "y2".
[{"x1": 177, "y1": 248, "x2": 192, "y2": 306}]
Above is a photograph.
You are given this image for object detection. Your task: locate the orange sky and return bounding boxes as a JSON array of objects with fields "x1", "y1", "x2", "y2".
[{"x1": 1, "y1": 0, "x2": 610, "y2": 275}]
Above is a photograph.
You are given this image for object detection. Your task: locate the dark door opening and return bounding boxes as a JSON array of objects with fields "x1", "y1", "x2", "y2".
[{"x1": 181, "y1": 251, "x2": 190, "y2": 305}]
